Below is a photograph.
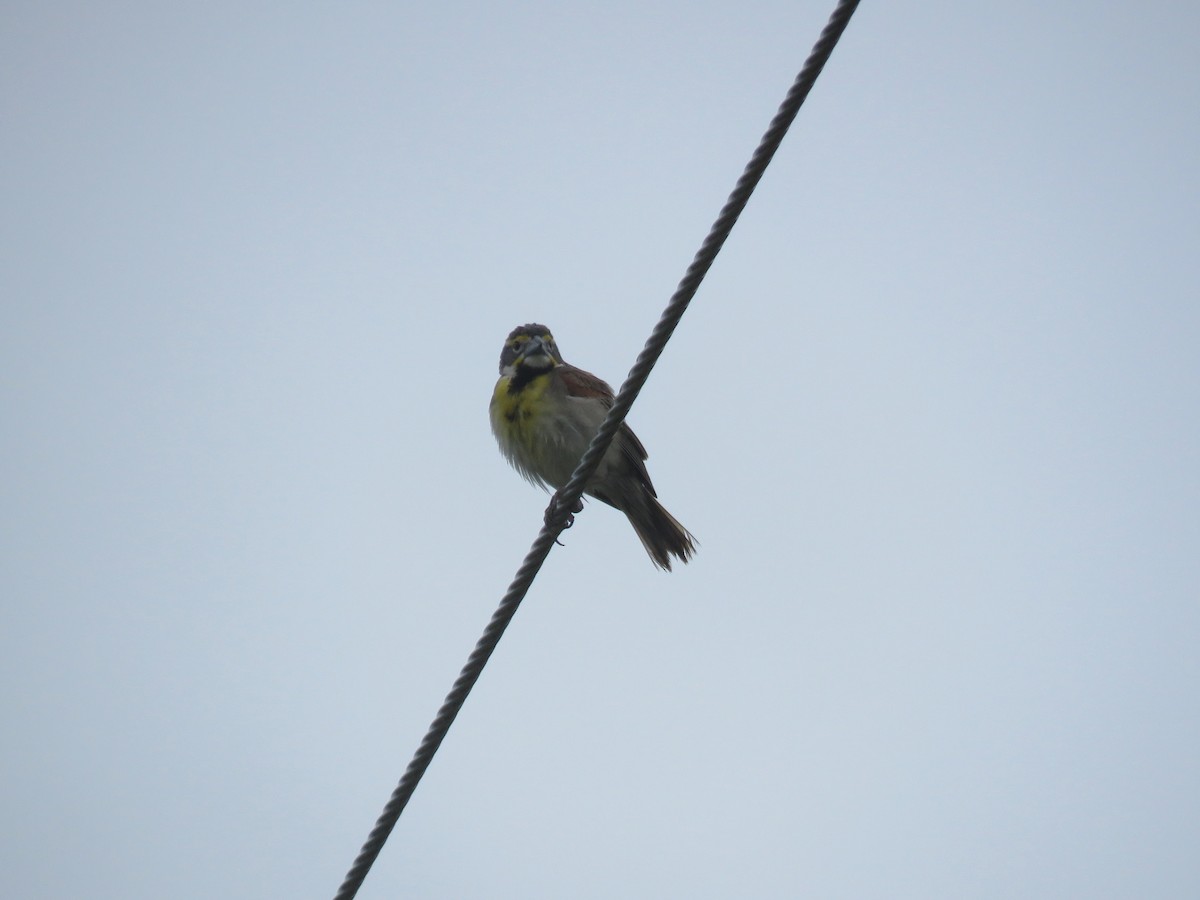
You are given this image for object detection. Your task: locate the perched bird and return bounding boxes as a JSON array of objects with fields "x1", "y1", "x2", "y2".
[{"x1": 490, "y1": 323, "x2": 696, "y2": 571}]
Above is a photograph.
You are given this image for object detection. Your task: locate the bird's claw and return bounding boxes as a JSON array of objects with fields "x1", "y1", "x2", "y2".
[{"x1": 546, "y1": 490, "x2": 584, "y2": 537}]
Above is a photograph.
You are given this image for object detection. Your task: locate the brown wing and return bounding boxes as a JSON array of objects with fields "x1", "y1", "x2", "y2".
[
  {"x1": 558, "y1": 364, "x2": 656, "y2": 498},
  {"x1": 557, "y1": 363, "x2": 615, "y2": 404},
  {"x1": 558, "y1": 363, "x2": 649, "y2": 457},
  {"x1": 621, "y1": 421, "x2": 654, "y2": 478}
]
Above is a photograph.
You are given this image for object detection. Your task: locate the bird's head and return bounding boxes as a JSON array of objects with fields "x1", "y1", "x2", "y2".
[{"x1": 498, "y1": 324, "x2": 563, "y2": 376}]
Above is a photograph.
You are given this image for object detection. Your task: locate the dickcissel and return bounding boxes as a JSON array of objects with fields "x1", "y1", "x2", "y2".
[{"x1": 490, "y1": 323, "x2": 696, "y2": 571}]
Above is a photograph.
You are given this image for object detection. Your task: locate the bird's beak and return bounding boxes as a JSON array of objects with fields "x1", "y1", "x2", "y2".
[{"x1": 520, "y1": 336, "x2": 552, "y2": 365}]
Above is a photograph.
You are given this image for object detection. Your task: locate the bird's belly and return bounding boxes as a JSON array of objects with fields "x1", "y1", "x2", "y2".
[{"x1": 491, "y1": 379, "x2": 609, "y2": 489}]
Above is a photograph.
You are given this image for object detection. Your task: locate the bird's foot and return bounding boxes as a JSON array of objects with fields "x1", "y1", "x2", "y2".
[{"x1": 545, "y1": 490, "x2": 584, "y2": 540}]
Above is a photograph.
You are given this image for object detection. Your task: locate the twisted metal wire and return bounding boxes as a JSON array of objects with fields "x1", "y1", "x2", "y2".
[{"x1": 333, "y1": 2, "x2": 860, "y2": 896}]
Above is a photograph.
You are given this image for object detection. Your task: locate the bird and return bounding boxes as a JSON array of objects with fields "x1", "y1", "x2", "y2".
[{"x1": 489, "y1": 323, "x2": 696, "y2": 571}]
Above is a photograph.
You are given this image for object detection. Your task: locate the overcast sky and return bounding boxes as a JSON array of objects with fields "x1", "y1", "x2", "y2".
[{"x1": 3, "y1": 2, "x2": 1198, "y2": 898}]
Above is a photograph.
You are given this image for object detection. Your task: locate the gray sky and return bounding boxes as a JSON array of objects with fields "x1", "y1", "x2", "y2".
[{"x1": 3, "y1": 2, "x2": 1198, "y2": 898}]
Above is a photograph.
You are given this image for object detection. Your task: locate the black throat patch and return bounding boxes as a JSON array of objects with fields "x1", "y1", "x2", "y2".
[{"x1": 509, "y1": 362, "x2": 552, "y2": 393}]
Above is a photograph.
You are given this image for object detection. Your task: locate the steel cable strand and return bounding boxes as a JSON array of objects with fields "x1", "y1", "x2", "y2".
[
  {"x1": 331, "y1": 528, "x2": 560, "y2": 900},
  {"x1": 554, "y1": 0, "x2": 862, "y2": 521},
  {"x1": 333, "y1": 2, "x2": 859, "y2": 896}
]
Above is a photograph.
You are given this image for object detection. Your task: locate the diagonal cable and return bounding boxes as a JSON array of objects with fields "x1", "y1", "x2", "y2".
[{"x1": 333, "y1": 2, "x2": 860, "y2": 897}]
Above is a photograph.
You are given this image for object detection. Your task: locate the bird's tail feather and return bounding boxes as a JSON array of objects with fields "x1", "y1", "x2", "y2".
[{"x1": 625, "y1": 492, "x2": 696, "y2": 571}]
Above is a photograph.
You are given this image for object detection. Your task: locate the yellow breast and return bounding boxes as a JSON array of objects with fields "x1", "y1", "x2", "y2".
[
  {"x1": 491, "y1": 372, "x2": 554, "y2": 433},
  {"x1": 489, "y1": 368, "x2": 601, "y2": 490},
  {"x1": 490, "y1": 371, "x2": 559, "y2": 480}
]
